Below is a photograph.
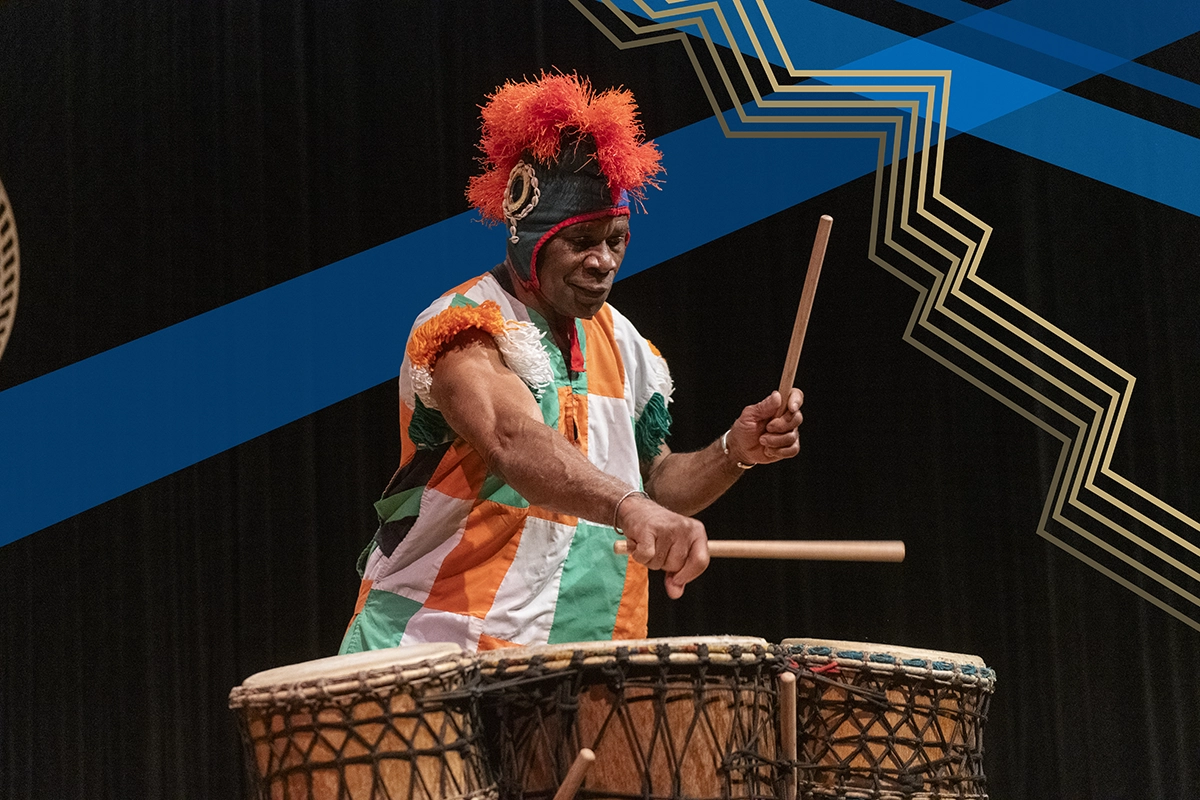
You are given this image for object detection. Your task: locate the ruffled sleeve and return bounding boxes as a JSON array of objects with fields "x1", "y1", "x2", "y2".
[{"x1": 407, "y1": 298, "x2": 553, "y2": 411}]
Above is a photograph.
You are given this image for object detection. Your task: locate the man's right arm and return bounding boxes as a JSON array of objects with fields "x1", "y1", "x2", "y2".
[{"x1": 428, "y1": 329, "x2": 709, "y2": 598}]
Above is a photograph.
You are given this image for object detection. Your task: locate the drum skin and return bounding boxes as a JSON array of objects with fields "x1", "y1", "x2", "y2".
[
  {"x1": 228, "y1": 643, "x2": 495, "y2": 800},
  {"x1": 781, "y1": 639, "x2": 996, "y2": 800},
  {"x1": 478, "y1": 636, "x2": 782, "y2": 800}
]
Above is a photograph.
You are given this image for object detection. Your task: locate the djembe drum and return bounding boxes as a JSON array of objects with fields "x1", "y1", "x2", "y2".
[
  {"x1": 478, "y1": 636, "x2": 782, "y2": 800},
  {"x1": 229, "y1": 643, "x2": 496, "y2": 800},
  {"x1": 780, "y1": 639, "x2": 995, "y2": 800}
]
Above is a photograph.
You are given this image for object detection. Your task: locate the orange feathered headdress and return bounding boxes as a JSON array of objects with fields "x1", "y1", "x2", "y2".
[{"x1": 467, "y1": 72, "x2": 663, "y2": 224}]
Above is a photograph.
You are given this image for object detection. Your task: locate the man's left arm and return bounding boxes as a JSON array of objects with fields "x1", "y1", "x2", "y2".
[{"x1": 642, "y1": 389, "x2": 804, "y2": 516}]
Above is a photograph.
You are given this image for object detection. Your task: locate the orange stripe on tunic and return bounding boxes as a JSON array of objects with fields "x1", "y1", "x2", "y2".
[
  {"x1": 525, "y1": 506, "x2": 578, "y2": 527},
  {"x1": 428, "y1": 441, "x2": 490, "y2": 501},
  {"x1": 581, "y1": 306, "x2": 626, "y2": 399},
  {"x1": 423, "y1": 500, "x2": 527, "y2": 618},
  {"x1": 343, "y1": 578, "x2": 376, "y2": 637},
  {"x1": 477, "y1": 633, "x2": 521, "y2": 651},
  {"x1": 441, "y1": 273, "x2": 490, "y2": 298},
  {"x1": 556, "y1": 386, "x2": 589, "y2": 456},
  {"x1": 398, "y1": 402, "x2": 416, "y2": 468},
  {"x1": 613, "y1": 560, "x2": 649, "y2": 639}
]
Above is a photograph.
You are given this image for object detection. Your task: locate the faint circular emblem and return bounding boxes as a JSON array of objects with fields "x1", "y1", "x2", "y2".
[{"x1": 0, "y1": 175, "x2": 17, "y2": 365}]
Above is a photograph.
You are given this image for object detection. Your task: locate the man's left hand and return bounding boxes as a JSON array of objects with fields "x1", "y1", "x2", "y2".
[{"x1": 724, "y1": 389, "x2": 804, "y2": 467}]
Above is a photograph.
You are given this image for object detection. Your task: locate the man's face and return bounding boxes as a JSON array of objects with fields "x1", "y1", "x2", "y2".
[{"x1": 534, "y1": 214, "x2": 630, "y2": 320}]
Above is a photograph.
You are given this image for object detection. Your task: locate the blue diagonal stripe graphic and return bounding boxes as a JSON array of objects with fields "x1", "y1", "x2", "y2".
[
  {"x1": 899, "y1": 0, "x2": 1200, "y2": 106},
  {"x1": 842, "y1": 38, "x2": 1200, "y2": 217},
  {"x1": 2, "y1": 1, "x2": 1198, "y2": 547},
  {"x1": 993, "y1": 0, "x2": 1200, "y2": 59},
  {"x1": 975, "y1": 91, "x2": 1200, "y2": 215}
]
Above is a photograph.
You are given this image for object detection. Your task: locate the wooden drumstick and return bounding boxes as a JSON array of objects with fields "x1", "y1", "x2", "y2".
[
  {"x1": 778, "y1": 215, "x2": 833, "y2": 405},
  {"x1": 613, "y1": 539, "x2": 905, "y2": 562},
  {"x1": 779, "y1": 672, "x2": 797, "y2": 800},
  {"x1": 551, "y1": 748, "x2": 595, "y2": 800}
]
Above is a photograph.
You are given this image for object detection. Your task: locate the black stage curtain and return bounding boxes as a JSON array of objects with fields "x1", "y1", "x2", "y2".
[{"x1": 1, "y1": 2, "x2": 1197, "y2": 799}]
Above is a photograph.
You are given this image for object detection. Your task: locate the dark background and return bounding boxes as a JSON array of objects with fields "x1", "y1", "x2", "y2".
[{"x1": 1, "y1": 1, "x2": 1198, "y2": 798}]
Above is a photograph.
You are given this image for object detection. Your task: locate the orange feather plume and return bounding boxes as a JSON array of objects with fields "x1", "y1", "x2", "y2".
[{"x1": 466, "y1": 72, "x2": 664, "y2": 224}]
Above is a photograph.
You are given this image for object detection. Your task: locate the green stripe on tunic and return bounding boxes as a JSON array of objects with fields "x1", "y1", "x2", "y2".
[
  {"x1": 479, "y1": 473, "x2": 529, "y2": 509},
  {"x1": 409, "y1": 396, "x2": 452, "y2": 449},
  {"x1": 548, "y1": 521, "x2": 626, "y2": 643},
  {"x1": 339, "y1": 590, "x2": 424, "y2": 654},
  {"x1": 374, "y1": 485, "x2": 424, "y2": 522},
  {"x1": 572, "y1": 318, "x2": 589, "y2": 392}
]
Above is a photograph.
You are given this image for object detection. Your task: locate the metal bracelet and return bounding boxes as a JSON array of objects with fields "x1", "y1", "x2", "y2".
[
  {"x1": 613, "y1": 488, "x2": 650, "y2": 533},
  {"x1": 722, "y1": 429, "x2": 755, "y2": 470}
]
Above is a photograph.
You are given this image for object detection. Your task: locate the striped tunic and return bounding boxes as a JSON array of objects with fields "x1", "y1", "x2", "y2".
[{"x1": 340, "y1": 270, "x2": 674, "y2": 653}]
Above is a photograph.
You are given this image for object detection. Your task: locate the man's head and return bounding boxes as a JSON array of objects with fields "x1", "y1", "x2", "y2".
[
  {"x1": 534, "y1": 213, "x2": 630, "y2": 320},
  {"x1": 466, "y1": 72, "x2": 663, "y2": 297}
]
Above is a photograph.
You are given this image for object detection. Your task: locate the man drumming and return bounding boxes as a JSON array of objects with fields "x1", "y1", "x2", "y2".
[{"x1": 340, "y1": 73, "x2": 803, "y2": 654}]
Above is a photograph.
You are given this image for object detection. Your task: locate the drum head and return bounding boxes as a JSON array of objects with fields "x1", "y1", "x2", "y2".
[
  {"x1": 782, "y1": 637, "x2": 994, "y2": 685},
  {"x1": 229, "y1": 642, "x2": 468, "y2": 707}
]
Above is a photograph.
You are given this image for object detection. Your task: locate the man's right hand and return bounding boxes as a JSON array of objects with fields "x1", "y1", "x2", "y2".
[{"x1": 616, "y1": 494, "x2": 710, "y2": 599}]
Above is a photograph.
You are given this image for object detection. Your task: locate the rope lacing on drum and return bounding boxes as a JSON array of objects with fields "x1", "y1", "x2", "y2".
[
  {"x1": 480, "y1": 643, "x2": 782, "y2": 800},
  {"x1": 798, "y1": 667, "x2": 892, "y2": 709},
  {"x1": 723, "y1": 747, "x2": 793, "y2": 775},
  {"x1": 235, "y1": 663, "x2": 495, "y2": 800},
  {"x1": 780, "y1": 648, "x2": 992, "y2": 800}
]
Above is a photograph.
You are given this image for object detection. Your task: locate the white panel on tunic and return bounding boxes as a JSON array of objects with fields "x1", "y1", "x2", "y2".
[
  {"x1": 586, "y1": 392, "x2": 642, "y2": 491},
  {"x1": 368, "y1": 488, "x2": 473, "y2": 604},
  {"x1": 399, "y1": 607, "x2": 482, "y2": 652},
  {"x1": 479, "y1": 514, "x2": 577, "y2": 645},
  {"x1": 609, "y1": 305, "x2": 673, "y2": 415},
  {"x1": 464, "y1": 274, "x2": 532, "y2": 324}
]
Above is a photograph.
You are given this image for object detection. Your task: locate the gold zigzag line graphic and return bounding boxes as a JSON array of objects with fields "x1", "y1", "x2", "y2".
[{"x1": 573, "y1": 0, "x2": 1200, "y2": 632}]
